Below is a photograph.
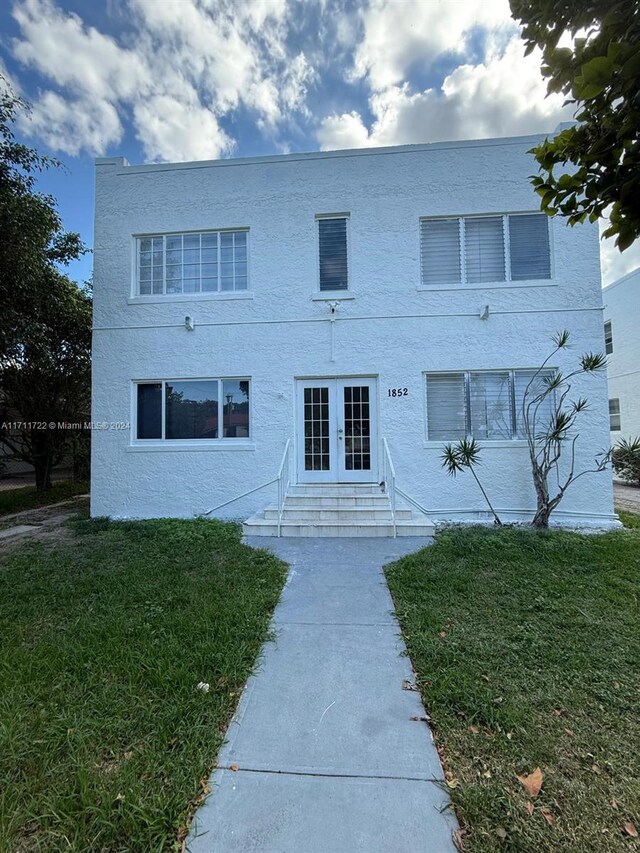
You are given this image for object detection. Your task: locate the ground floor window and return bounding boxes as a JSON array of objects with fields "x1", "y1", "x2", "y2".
[
  {"x1": 425, "y1": 369, "x2": 554, "y2": 441},
  {"x1": 134, "y1": 378, "x2": 250, "y2": 441}
]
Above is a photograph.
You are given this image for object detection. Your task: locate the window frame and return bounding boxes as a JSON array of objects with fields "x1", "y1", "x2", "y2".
[
  {"x1": 316, "y1": 213, "x2": 351, "y2": 294},
  {"x1": 418, "y1": 212, "x2": 554, "y2": 290},
  {"x1": 131, "y1": 377, "x2": 252, "y2": 446},
  {"x1": 132, "y1": 228, "x2": 250, "y2": 298},
  {"x1": 609, "y1": 398, "x2": 621, "y2": 431},
  {"x1": 423, "y1": 368, "x2": 556, "y2": 442},
  {"x1": 604, "y1": 320, "x2": 613, "y2": 355}
]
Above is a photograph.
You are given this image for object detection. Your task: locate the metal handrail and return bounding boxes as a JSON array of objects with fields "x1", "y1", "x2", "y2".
[
  {"x1": 277, "y1": 438, "x2": 292, "y2": 537},
  {"x1": 203, "y1": 478, "x2": 277, "y2": 515},
  {"x1": 382, "y1": 437, "x2": 397, "y2": 537}
]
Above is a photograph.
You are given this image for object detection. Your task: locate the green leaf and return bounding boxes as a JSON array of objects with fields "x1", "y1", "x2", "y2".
[{"x1": 581, "y1": 56, "x2": 614, "y2": 86}]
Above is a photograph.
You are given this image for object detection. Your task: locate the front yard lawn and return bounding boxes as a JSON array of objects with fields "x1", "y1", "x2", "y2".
[
  {"x1": 0, "y1": 518, "x2": 286, "y2": 851},
  {"x1": 386, "y1": 525, "x2": 640, "y2": 852}
]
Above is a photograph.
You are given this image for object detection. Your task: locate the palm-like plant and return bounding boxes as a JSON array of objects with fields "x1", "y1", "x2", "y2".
[
  {"x1": 442, "y1": 438, "x2": 502, "y2": 526},
  {"x1": 521, "y1": 330, "x2": 610, "y2": 528}
]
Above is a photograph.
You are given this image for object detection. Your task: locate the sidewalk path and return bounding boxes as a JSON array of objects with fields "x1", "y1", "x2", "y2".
[{"x1": 187, "y1": 537, "x2": 458, "y2": 853}]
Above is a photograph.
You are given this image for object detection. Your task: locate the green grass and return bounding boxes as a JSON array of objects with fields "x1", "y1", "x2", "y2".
[
  {"x1": 617, "y1": 509, "x2": 640, "y2": 529},
  {"x1": 385, "y1": 526, "x2": 640, "y2": 852},
  {"x1": 0, "y1": 518, "x2": 287, "y2": 852},
  {"x1": 0, "y1": 480, "x2": 89, "y2": 516}
]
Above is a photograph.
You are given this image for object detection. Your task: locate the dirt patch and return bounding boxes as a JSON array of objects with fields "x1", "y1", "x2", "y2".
[
  {"x1": 0, "y1": 496, "x2": 89, "y2": 554},
  {"x1": 614, "y1": 482, "x2": 640, "y2": 513}
]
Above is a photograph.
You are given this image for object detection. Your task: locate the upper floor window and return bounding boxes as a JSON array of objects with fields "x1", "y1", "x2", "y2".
[
  {"x1": 318, "y1": 216, "x2": 349, "y2": 291},
  {"x1": 135, "y1": 378, "x2": 250, "y2": 441},
  {"x1": 425, "y1": 369, "x2": 555, "y2": 441},
  {"x1": 604, "y1": 320, "x2": 613, "y2": 354},
  {"x1": 609, "y1": 398, "x2": 621, "y2": 431},
  {"x1": 136, "y1": 230, "x2": 248, "y2": 296},
  {"x1": 420, "y1": 213, "x2": 551, "y2": 287}
]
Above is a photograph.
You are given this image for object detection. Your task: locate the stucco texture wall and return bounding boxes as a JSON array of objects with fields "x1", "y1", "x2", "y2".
[
  {"x1": 92, "y1": 137, "x2": 616, "y2": 527},
  {"x1": 603, "y1": 269, "x2": 640, "y2": 444}
]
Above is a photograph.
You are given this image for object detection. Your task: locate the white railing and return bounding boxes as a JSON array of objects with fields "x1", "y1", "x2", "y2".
[
  {"x1": 382, "y1": 437, "x2": 397, "y2": 537},
  {"x1": 277, "y1": 438, "x2": 293, "y2": 537}
]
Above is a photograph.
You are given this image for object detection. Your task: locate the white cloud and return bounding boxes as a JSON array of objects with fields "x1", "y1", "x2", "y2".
[
  {"x1": 352, "y1": 0, "x2": 514, "y2": 90},
  {"x1": 600, "y1": 228, "x2": 640, "y2": 286},
  {"x1": 17, "y1": 90, "x2": 122, "y2": 155},
  {"x1": 133, "y1": 94, "x2": 233, "y2": 163},
  {"x1": 10, "y1": 0, "x2": 315, "y2": 161},
  {"x1": 13, "y1": 0, "x2": 150, "y2": 101},
  {"x1": 316, "y1": 110, "x2": 369, "y2": 150},
  {"x1": 318, "y1": 37, "x2": 571, "y2": 150}
]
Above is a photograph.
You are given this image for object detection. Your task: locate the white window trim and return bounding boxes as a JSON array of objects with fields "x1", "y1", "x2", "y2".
[
  {"x1": 131, "y1": 377, "x2": 252, "y2": 446},
  {"x1": 131, "y1": 228, "x2": 250, "y2": 298},
  {"x1": 417, "y1": 211, "x2": 555, "y2": 291},
  {"x1": 316, "y1": 213, "x2": 351, "y2": 293},
  {"x1": 422, "y1": 368, "x2": 556, "y2": 443}
]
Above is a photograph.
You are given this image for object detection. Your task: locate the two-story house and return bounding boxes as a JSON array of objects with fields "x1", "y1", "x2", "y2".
[
  {"x1": 603, "y1": 267, "x2": 640, "y2": 444},
  {"x1": 92, "y1": 132, "x2": 617, "y2": 533}
]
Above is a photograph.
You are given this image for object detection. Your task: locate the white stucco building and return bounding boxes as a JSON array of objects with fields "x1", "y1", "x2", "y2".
[
  {"x1": 91, "y1": 132, "x2": 617, "y2": 533},
  {"x1": 603, "y1": 267, "x2": 640, "y2": 444}
]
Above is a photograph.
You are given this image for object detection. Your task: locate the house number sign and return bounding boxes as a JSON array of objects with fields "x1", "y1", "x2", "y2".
[{"x1": 387, "y1": 388, "x2": 409, "y2": 397}]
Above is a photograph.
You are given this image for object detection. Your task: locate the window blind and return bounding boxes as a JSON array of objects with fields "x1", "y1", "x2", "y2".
[
  {"x1": 426, "y1": 373, "x2": 467, "y2": 440},
  {"x1": 420, "y1": 213, "x2": 551, "y2": 286},
  {"x1": 426, "y1": 369, "x2": 555, "y2": 441},
  {"x1": 513, "y1": 370, "x2": 555, "y2": 438},
  {"x1": 420, "y1": 218, "x2": 461, "y2": 285},
  {"x1": 469, "y1": 372, "x2": 512, "y2": 439},
  {"x1": 509, "y1": 214, "x2": 551, "y2": 280},
  {"x1": 318, "y1": 217, "x2": 348, "y2": 290},
  {"x1": 604, "y1": 320, "x2": 613, "y2": 354},
  {"x1": 465, "y1": 217, "x2": 505, "y2": 283},
  {"x1": 609, "y1": 398, "x2": 621, "y2": 431}
]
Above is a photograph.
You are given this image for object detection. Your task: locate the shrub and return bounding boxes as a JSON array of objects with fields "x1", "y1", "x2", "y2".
[{"x1": 612, "y1": 437, "x2": 640, "y2": 486}]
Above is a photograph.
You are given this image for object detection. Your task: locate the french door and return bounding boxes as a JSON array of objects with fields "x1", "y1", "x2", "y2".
[{"x1": 295, "y1": 378, "x2": 378, "y2": 483}]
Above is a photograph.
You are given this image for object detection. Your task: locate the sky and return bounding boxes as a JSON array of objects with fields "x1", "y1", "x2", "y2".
[{"x1": 1, "y1": 0, "x2": 638, "y2": 288}]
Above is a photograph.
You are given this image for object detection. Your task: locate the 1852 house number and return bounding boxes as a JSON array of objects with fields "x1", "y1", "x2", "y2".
[{"x1": 387, "y1": 387, "x2": 408, "y2": 397}]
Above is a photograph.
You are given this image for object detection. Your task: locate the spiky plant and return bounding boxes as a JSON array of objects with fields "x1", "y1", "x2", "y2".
[
  {"x1": 442, "y1": 438, "x2": 502, "y2": 526},
  {"x1": 521, "y1": 330, "x2": 610, "y2": 529}
]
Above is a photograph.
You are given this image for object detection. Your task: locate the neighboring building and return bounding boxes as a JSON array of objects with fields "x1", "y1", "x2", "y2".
[
  {"x1": 91, "y1": 132, "x2": 617, "y2": 533},
  {"x1": 603, "y1": 267, "x2": 640, "y2": 444}
]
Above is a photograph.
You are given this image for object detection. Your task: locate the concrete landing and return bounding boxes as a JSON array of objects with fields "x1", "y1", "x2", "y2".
[{"x1": 187, "y1": 537, "x2": 458, "y2": 853}]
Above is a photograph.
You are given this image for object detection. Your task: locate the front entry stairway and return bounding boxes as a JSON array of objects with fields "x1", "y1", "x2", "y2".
[{"x1": 242, "y1": 483, "x2": 435, "y2": 538}]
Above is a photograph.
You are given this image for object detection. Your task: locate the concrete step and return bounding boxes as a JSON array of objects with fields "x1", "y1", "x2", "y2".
[
  {"x1": 285, "y1": 494, "x2": 392, "y2": 508},
  {"x1": 262, "y1": 506, "x2": 413, "y2": 522},
  {"x1": 287, "y1": 485, "x2": 385, "y2": 497},
  {"x1": 242, "y1": 516, "x2": 435, "y2": 538}
]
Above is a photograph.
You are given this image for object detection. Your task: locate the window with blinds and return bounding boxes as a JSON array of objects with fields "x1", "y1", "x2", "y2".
[
  {"x1": 604, "y1": 320, "x2": 613, "y2": 354},
  {"x1": 420, "y1": 213, "x2": 551, "y2": 286},
  {"x1": 426, "y1": 369, "x2": 555, "y2": 440},
  {"x1": 318, "y1": 216, "x2": 348, "y2": 290}
]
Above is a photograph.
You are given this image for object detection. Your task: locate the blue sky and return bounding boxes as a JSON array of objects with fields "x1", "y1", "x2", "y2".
[{"x1": 1, "y1": 0, "x2": 638, "y2": 287}]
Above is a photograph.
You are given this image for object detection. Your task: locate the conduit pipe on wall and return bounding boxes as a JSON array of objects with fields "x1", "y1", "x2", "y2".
[{"x1": 93, "y1": 305, "x2": 604, "y2": 333}]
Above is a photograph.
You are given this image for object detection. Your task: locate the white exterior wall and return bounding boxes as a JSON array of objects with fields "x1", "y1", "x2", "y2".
[
  {"x1": 92, "y1": 136, "x2": 617, "y2": 527},
  {"x1": 603, "y1": 268, "x2": 640, "y2": 443}
]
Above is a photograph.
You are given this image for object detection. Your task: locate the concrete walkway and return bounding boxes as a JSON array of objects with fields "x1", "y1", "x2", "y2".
[{"x1": 187, "y1": 538, "x2": 458, "y2": 853}]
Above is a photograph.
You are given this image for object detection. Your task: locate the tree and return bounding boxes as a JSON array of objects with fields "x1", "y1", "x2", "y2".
[
  {"x1": 0, "y1": 79, "x2": 90, "y2": 490},
  {"x1": 510, "y1": 0, "x2": 640, "y2": 250},
  {"x1": 521, "y1": 330, "x2": 610, "y2": 528},
  {"x1": 0, "y1": 274, "x2": 92, "y2": 491},
  {"x1": 0, "y1": 79, "x2": 84, "y2": 359}
]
